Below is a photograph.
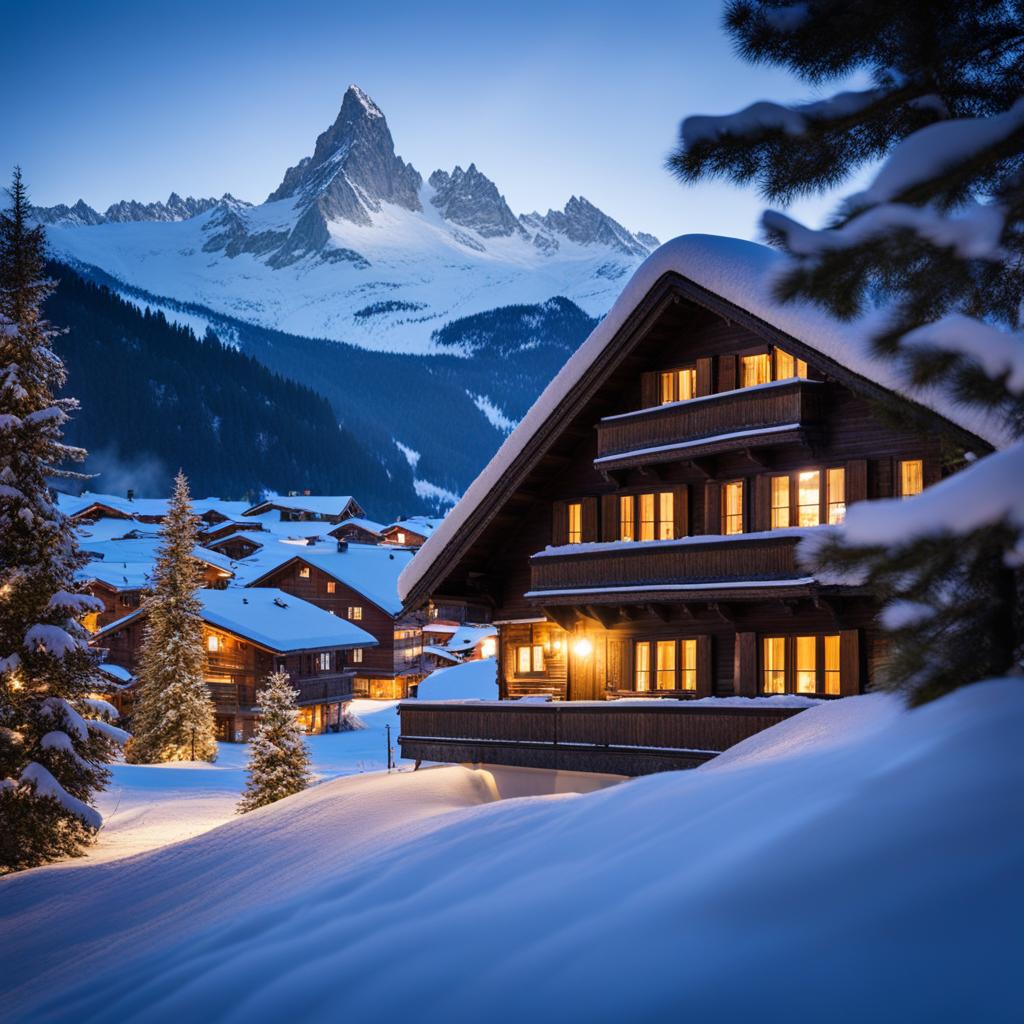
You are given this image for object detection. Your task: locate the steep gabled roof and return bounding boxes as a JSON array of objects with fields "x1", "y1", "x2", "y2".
[
  {"x1": 399, "y1": 234, "x2": 1009, "y2": 607},
  {"x1": 242, "y1": 495, "x2": 364, "y2": 519}
]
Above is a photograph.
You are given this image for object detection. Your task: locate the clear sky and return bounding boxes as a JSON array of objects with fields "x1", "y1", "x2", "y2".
[{"x1": 1, "y1": 0, "x2": 862, "y2": 243}]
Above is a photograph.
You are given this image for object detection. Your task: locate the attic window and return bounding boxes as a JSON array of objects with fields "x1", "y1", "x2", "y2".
[
  {"x1": 395, "y1": 531, "x2": 407, "y2": 544},
  {"x1": 298, "y1": 566, "x2": 311, "y2": 579},
  {"x1": 207, "y1": 634, "x2": 220, "y2": 653},
  {"x1": 567, "y1": 502, "x2": 583, "y2": 545},
  {"x1": 327, "y1": 581, "x2": 336, "y2": 594},
  {"x1": 659, "y1": 366, "x2": 696, "y2": 404},
  {"x1": 347, "y1": 606, "x2": 363, "y2": 621}
]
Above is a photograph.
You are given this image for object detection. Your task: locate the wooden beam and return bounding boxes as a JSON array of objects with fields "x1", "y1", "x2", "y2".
[
  {"x1": 708, "y1": 602, "x2": 736, "y2": 623},
  {"x1": 740, "y1": 447, "x2": 772, "y2": 470},
  {"x1": 619, "y1": 605, "x2": 641, "y2": 621},
  {"x1": 542, "y1": 606, "x2": 578, "y2": 631},
  {"x1": 688, "y1": 456, "x2": 716, "y2": 479},
  {"x1": 590, "y1": 605, "x2": 621, "y2": 629},
  {"x1": 644, "y1": 603, "x2": 672, "y2": 623}
]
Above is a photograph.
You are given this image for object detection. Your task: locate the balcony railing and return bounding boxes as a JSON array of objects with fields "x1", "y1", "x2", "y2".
[
  {"x1": 595, "y1": 380, "x2": 824, "y2": 470},
  {"x1": 293, "y1": 672, "x2": 357, "y2": 705},
  {"x1": 528, "y1": 532, "x2": 812, "y2": 602}
]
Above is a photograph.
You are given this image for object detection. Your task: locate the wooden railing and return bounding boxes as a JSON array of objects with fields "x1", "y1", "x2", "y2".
[
  {"x1": 398, "y1": 700, "x2": 805, "y2": 776},
  {"x1": 595, "y1": 380, "x2": 823, "y2": 467},
  {"x1": 529, "y1": 533, "x2": 806, "y2": 596},
  {"x1": 293, "y1": 672, "x2": 357, "y2": 705}
]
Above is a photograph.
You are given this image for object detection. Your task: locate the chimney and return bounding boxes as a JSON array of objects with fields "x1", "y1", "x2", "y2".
[
  {"x1": 304, "y1": 489, "x2": 311, "y2": 496},
  {"x1": 336, "y1": 539, "x2": 348, "y2": 553},
  {"x1": 127, "y1": 489, "x2": 135, "y2": 502}
]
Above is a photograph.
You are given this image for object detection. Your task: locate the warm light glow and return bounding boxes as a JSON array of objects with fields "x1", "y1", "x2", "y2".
[
  {"x1": 553, "y1": 638, "x2": 563, "y2": 653},
  {"x1": 574, "y1": 638, "x2": 593, "y2": 657},
  {"x1": 480, "y1": 636, "x2": 497, "y2": 658}
]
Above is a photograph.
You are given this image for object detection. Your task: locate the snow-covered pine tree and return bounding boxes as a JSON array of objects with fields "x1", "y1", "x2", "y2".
[
  {"x1": 237, "y1": 670, "x2": 311, "y2": 812},
  {"x1": 0, "y1": 168, "x2": 127, "y2": 873},
  {"x1": 124, "y1": 471, "x2": 218, "y2": 763},
  {"x1": 670, "y1": 1, "x2": 1024, "y2": 703}
]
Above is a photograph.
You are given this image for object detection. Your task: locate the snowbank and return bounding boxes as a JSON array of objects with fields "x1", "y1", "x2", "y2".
[
  {"x1": 2, "y1": 679, "x2": 1020, "y2": 1022},
  {"x1": 416, "y1": 657, "x2": 498, "y2": 700}
]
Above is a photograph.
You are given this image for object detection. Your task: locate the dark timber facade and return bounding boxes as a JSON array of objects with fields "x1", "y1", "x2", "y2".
[{"x1": 401, "y1": 270, "x2": 992, "y2": 715}]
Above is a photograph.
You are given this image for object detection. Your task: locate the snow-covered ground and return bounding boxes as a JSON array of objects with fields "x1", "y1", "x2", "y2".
[{"x1": 2, "y1": 679, "x2": 1020, "y2": 1022}]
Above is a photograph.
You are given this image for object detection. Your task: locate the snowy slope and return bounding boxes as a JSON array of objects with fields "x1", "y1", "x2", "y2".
[{"x1": 2, "y1": 679, "x2": 1020, "y2": 1022}]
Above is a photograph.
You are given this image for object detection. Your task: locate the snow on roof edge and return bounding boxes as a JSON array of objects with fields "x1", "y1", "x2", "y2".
[{"x1": 398, "y1": 233, "x2": 1011, "y2": 603}]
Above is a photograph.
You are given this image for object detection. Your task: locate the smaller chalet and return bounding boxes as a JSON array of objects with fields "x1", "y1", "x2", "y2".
[
  {"x1": 242, "y1": 495, "x2": 365, "y2": 524},
  {"x1": 93, "y1": 588, "x2": 375, "y2": 740},
  {"x1": 330, "y1": 517, "x2": 387, "y2": 545},
  {"x1": 380, "y1": 516, "x2": 443, "y2": 548},
  {"x1": 245, "y1": 542, "x2": 424, "y2": 699},
  {"x1": 58, "y1": 491, "x2": 249, "y2": 525},
  {"x1": 421, "y1": 623, "x2": 498, "y2": 669},
  {"x1": 205, "y1": 531, "x2": 265, "y2": 561}
]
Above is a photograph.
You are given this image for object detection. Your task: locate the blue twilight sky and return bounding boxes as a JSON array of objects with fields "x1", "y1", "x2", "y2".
[{"x1": 0, "y1": 0, "x2": 864, "y2": 243}]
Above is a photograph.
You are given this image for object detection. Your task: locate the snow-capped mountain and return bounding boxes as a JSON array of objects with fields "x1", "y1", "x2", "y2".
[{"x1": 38, "y1": 85, "x2": 659, "y2": 354}]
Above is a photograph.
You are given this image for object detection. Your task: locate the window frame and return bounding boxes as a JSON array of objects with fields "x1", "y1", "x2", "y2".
[
  {"x1": 760, "y1": 634, "x2": 843, "y2": 696},
  {"x1": 618, "y1": 490, "x2": 678, "y2": 543},
  {"x1": 567, "y1": 501, "x2": 583, "y2": 545},
  {"x1": 898, "y1": 459, "x2": 924, "y2": 499},
  {"x1": 721, "y1": 479, "x2": 745, "y2": 535},
  {"x1": 658, "y1": 365, "x2": 697, "y2": 405},
  {"x1": 631, "y1": 638, "x2": 700, "y2": 693},
  {"x1": 347, "y1": 606, "x2": 363, "y2": 621},
  {"x1": 515, "y1": 643, "x2": 545, "y2": 676}
]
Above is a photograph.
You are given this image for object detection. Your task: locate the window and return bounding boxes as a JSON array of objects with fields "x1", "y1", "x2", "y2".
[
  {"x1": 824, "y1": 634, "x2": 841, "y2": 695},
  {"x1": 634, "y1": 641, "x2": 651, "y2": 691},
  {"x1": 567, "y1": 502, "x2": 583, "y2": 545},
  {"x1": 722, "y1": 480, "x2": 744, "y2": 535},
  {"x1": 351, "y1": 648, "x2": 363, "y2": 664},
  {"x1": 680, "y1": 639, "x2": 697, "y2": 691},
  {"x1": 516, "y1": 644, "x2": 544, "y2": 674},
  {"x1": 326, "y1": 581, "x2": 336, "y2": 594},
  {"x1": 795, "y1": 635, "x2": 816, "y2": 694},
  {"x1": 900, "y1": 459, "x2": 923, "y2": 498},
  {"x1": 771, "y1": 475, "x2": 790, "y2": 529},
  {"x1": 396, "y1": 531, "x2": 407, "y2": 544},
  {"x1": 774, "y1": 348, "x2": 808, "y2": 380},
  {"x1": 763, "y1": 637, "x2": 786, "y2": 693},
  {"x1": 619, "y1": 495, "x2": 635, "y2": 542},
  {"x1": 639, "y1": 493, "x2": 656, "y2": 542},
  {"x1": 347, "y1": 606, "x2": 363, "y2": 621},
  {"x1": 827, "y1": 468, "x2": 846, "y2": 524},
  {"x1": 206, "y1": 634, "x2": 220, "y2": 653},
  {"x1": 797, "y1": 470, "x2": 821, "y2": 527},
  {"x1": 659, "y1": 366, "x2": 697, "y2": 404},
  {"x1": 656, "y1": 640, "x2": 676, "y2": 690},
  {"x1": 298, "y1": 566, "x2": 311, "y2": 579},
  {"x1": 658, "y1": 492, "x2": 675, "y2": 540},
  {"x1": 317, "y1": 652, "x2": 332, "y2": 672},
  {"x1": 741, "y1": 352, "x2": 772, "y2": 388}
]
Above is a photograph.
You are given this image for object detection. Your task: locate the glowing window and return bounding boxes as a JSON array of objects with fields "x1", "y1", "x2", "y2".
[
  {"x1": 656, "y1": 640, "x2": 676, "y2": 690},
  {"x1": 774, "y1": 348, "x2": 808, "y2": 380},
  {"x1": 658, "y1": 492, "x2": 675, "y2": 540},
  {"x1": 567, "y1": 502, "x2": 582, "y2": 544},
  {"x1": 763, "y1": 637, "x2": 786, "y2": 694},
  {"x1": 722, "y1": 480, "x2": 744, "y2": 535},
  {"x1": 639, "y1": 493, "x2": 656, "y2": 542},
  {"x1": 298, "y1": 566, "x2": 311, "y2": 579},
  {"x1": 634, "y1": 641, "x2": 651, "y2": 691},
  {"x1": 396, "y1": 531, "x2": 407, "y2": 544},
  {"x1": 824, "y1": 635, "x2": 841, "y2": 695},
  {"x1": 827, "y1": 468, "x2": 846, "y2": 524},
  {"x1": 659, "y1": 371, "x2": 675, "y2": 404},
  {"x1": 516, "y1": 644, "x2": 544, "y2": 674},
  {"x1": 206, "y1": 634, "x2": 220, "y2": 653},
  {"x1": 797, "y1": 470, "x2": 821, "y2": 527},
  {"x1": 351, "y1": 648, "x2": 363, "y2": 664},
  {"x1": 347, "y1": 606, "x2": 363, "y2": 621},
  {"x1": 771, "y1": 475, "x2": 790, "y2": 529},
  {"x1": 680, "y1": 639, "x2": 697, "y2": 691},
  {"x1": 900, "y1": 459, "x2": 923, "y2": 498},
  {"x1": 317, "y1": 652, "x2": 331, "y2": 672},
  {"x1": 795, "y1": 635, "x2": 817, "y2": 694},
  {"x1": 741, "y1": 353, "x2": 772, "y2": 388},
  {"x1": 619, "y1": 495, "x2": 635, "y2": 542},
  {"x1": 326, "y1": 581, "x2": 336, "y2": 594},
  {"x1": 658, "y1": 367, "x2": 696, "y2": 404}
]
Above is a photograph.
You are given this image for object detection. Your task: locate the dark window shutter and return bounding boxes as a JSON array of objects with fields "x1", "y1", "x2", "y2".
[
  {"x1": 718, "y1": 355, "x2": 737, "y2": 392},
  {"x1": 640, "y1": 371, "x2": 659, "y2": 408},
  {"x1": 696, "y1": 634, "x2": 713, "y2": 697},
  {"x1": 846, "y1": 459, "x2": 868, "y2": 505},
  {"x1": 695, "y1": 357, "x2": 713, "y2": 397},
  {"x1": 581, "y1": 497, "x2": 598, "y2": 543},
  {"x1": 601, "y1": 494, "x2": 619, "y2": 542},
  {"x1": 754, "y1": 474, "x2": 771, "y2": 532},
  {"x1": 704, "y1": 481, "x2": 721, "y2": 535},
  {"x1": 734, "y1": 631, "x2": 758, "y2": 696},
  {"x1": 839, "y1": 630, "x2": 861, "y2": 696},
  {"x1": 607, "y1": 638, "x2": 626, "y2": 691},
  {"x1": 924, "y1": 459, "x2": 941, "y2": 488},
  {"x1": 673, "y1": 484, "x2": 689, "y2": 538},
  {"x1": 551, "y1": 500, "x2": 568, "y2": 546}
]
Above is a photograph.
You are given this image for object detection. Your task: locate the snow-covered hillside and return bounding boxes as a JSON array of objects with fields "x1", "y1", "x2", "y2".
[
  {"x1": 3, "y1": 679, "x2": 1019, "y2": 1022},
  {"x1": 39, "y1": 86, "x2": 658, "y2": 355}
]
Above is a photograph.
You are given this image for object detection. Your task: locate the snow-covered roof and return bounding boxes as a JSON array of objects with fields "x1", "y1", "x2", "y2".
[
  {"x1": 333, "y1": 517, "x2": 387, "y2": 535},
  {"x1": 97, "y1": 662, "x2": 134, "y2": 684},
  {"x1": 399, "y1": 233, "x2": 1011, "y2": 602},
  {"x1": 57, "y1": 491, "x2": 250, "y2": 520},
  {"x1": 435, "y1": 624, "x2": 497, "y2": 653},
  {"x1": 243, "y1": 495, "x2": 360, "y2": 518},
  {"x1": 73, "y1": 517, "x2": 161, "y2": 544},
  {"x1": 77, "y1": 560, "x2": 152, "y2": 590},
  {"x1": 423, "y1": 645, "x2": 461, "y2": 664},
  {"x1": 206, "y1": 532, "x2": 264, "y2": 549},
  {"x1": 198, "y1": 588, "x2": 375, "y2": 652},
  {"x1": 242, "y1": 542, "x2": 415, "y2": 616},
  {"x1": 384, "y1": 516, "x2": 443, "y2": 537}
]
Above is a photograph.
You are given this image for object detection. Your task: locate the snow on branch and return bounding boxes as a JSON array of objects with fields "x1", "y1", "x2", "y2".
[
  {"x1": 900, "y1": 315, "x2": 1024, "y2": 394},
  {"x1": 81, "y1": 697, "x2": 120, "y2": 720},
  {"x1": 87, "y1": 719, "x2": 130, "y2": 745},
  {"x1": 20, "y1": 762, "x2": 101, "y2": 830},
  {"x1": 682, "y1": 88, "x2": 885, "y2": 146},
  {"x1": 41, "y1": 697, "x2": 90, "y2": 741},
  {"x1": 25, "y1": 623, "x2": 85, "y2": 656},
  {"x1": 47, "y1": 590, "x2": 104, "y2": 614}
]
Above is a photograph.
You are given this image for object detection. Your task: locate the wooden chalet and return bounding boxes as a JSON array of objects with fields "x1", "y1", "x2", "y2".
[
  {"x1": 380, "y1": 517, "x2": 441, "y2": 549},
  {"x1": 92, "y1": 588, "x2": 376, "y2": 740},
  {"x1": 247, "y1": 544, "x2": 425, "y2": 700},
  {"x1": 396, "y1": 235, "x2": 1003, "y2": 774},
  {"x1": 330, "y1": 517, "x2": 387, "y2": 545},
  {"x1": 205, "y1": 531, "x2": 265, "y2": 561},
  {"x1": 242, "y1": 494, "x2": 365, "y2": 524}
]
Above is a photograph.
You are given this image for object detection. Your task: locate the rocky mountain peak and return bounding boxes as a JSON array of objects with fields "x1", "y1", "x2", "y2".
[
  {"x1": 428, "y1": 163, "x2": 524, "y2": 238},
  {"x1": 537, "y1": 196, "x2": 658, "y2": 258}
]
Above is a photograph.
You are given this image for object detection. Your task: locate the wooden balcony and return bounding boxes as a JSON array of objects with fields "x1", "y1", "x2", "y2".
[
  {"x1": 595, "y1": 379, "x2": 825, "y2": 471},
  {"x1": 293, "y1": 672, "x2": 357, "y2": 705},
  {"x1": 398, "y1": 700, "x2": 806, "y2": 776},
  {"x1": 528, "y1": 532, "x2": 813, "y2": 604}
]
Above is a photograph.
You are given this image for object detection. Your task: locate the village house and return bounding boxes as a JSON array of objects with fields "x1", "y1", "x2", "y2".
[
  {"x1": 329, "y1": 517, "x2": 387, "y2": 545},
  {"x1": 242, "y1": 494, "x2": 365, "y2": 524},
  {"x1": 92, "y1": 587, "x2": 376, "y2": 740},
  {"x1": 395, "y1": 236, "x2": 1004, "y2": 774},
  {"x1": 380, "y1": 516, "x2": 442, "y2": 548},
  {"x1": 421, "y1": 622, "x2": 498, "y2": 670},
  {"x1": 245, "y1": 541, "x2": 425, "y2": 699}
]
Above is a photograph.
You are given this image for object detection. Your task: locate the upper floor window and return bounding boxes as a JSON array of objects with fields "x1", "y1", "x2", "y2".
[
  {"x1": 659, "y1": 366, "x2": 697, "y2": 404},
  {"x1": 516, "y1": 644, "x2": 544, "y2": 675},
  {"x1": 722, "y1": 480, "x2": 744, "y2": 535},
  {"x1": 797, "y1": 470, "x2": 820, "y2": 527},
  {"x1": 827, "y1": 467, "x2": 846, "y2": 524},
  {"x1": 619, "y1": 491, "x2": 676, "y2": 543},
  {"x1": 206, "y1": 634, "x2": 221, "y2": 653},
  {"x1": 762, "y1": 634, "x2": 841, "y2": 695},
  {"x1": 769, "y1": 467, "x2": 846, "y2": 529},
  {"x1": 899, "y1": 459, "x2": 923, "y2": 498},
  {"x1": 635, "y1": 638, "x2": 698, "y2": 692},
  {"x1": 326, "y1": 581, "x2": 336, "y2": 594},
  {"x1": 639, "y1": 494, "x2": 655, "y2": 541},
  {"x1": 741, "y1": 347, "x2": 808, "y2": 389},
  {"x1": 347, "y1": 606, "x2": 363, "y2": 621},
  {"x1": 771, "y1": 475, "x2": 790, "y2": 529},
  {"x1": 567, "y1": 502, "x2": 583, "y2": 544},
  {"x1": 298, "y1": 566, "x2": 311, "y2": 579},
  {"x1": 619, "y1": 495, "x2": 635, "y2": 542},
  {"x1": 774, "y1": 348, "x2": 808, "y2": 381},
  {"x1": 396, "y1": 531, "x2": 407, "y2": 544},
  {"x1": 317, "y1": 652, "x2": 331, "y2": 672},
  {"x1": 351, "y1": 648, "x2": 363, "y2": 664}
]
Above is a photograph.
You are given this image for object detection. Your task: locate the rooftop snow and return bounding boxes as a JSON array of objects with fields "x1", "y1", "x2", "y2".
[
  {"x1": 399, "y1": 233, "x2": 1010, "y2": 602},
  {"x1": 243, "y1": 495, "x2": 358, "y2": 517}
]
